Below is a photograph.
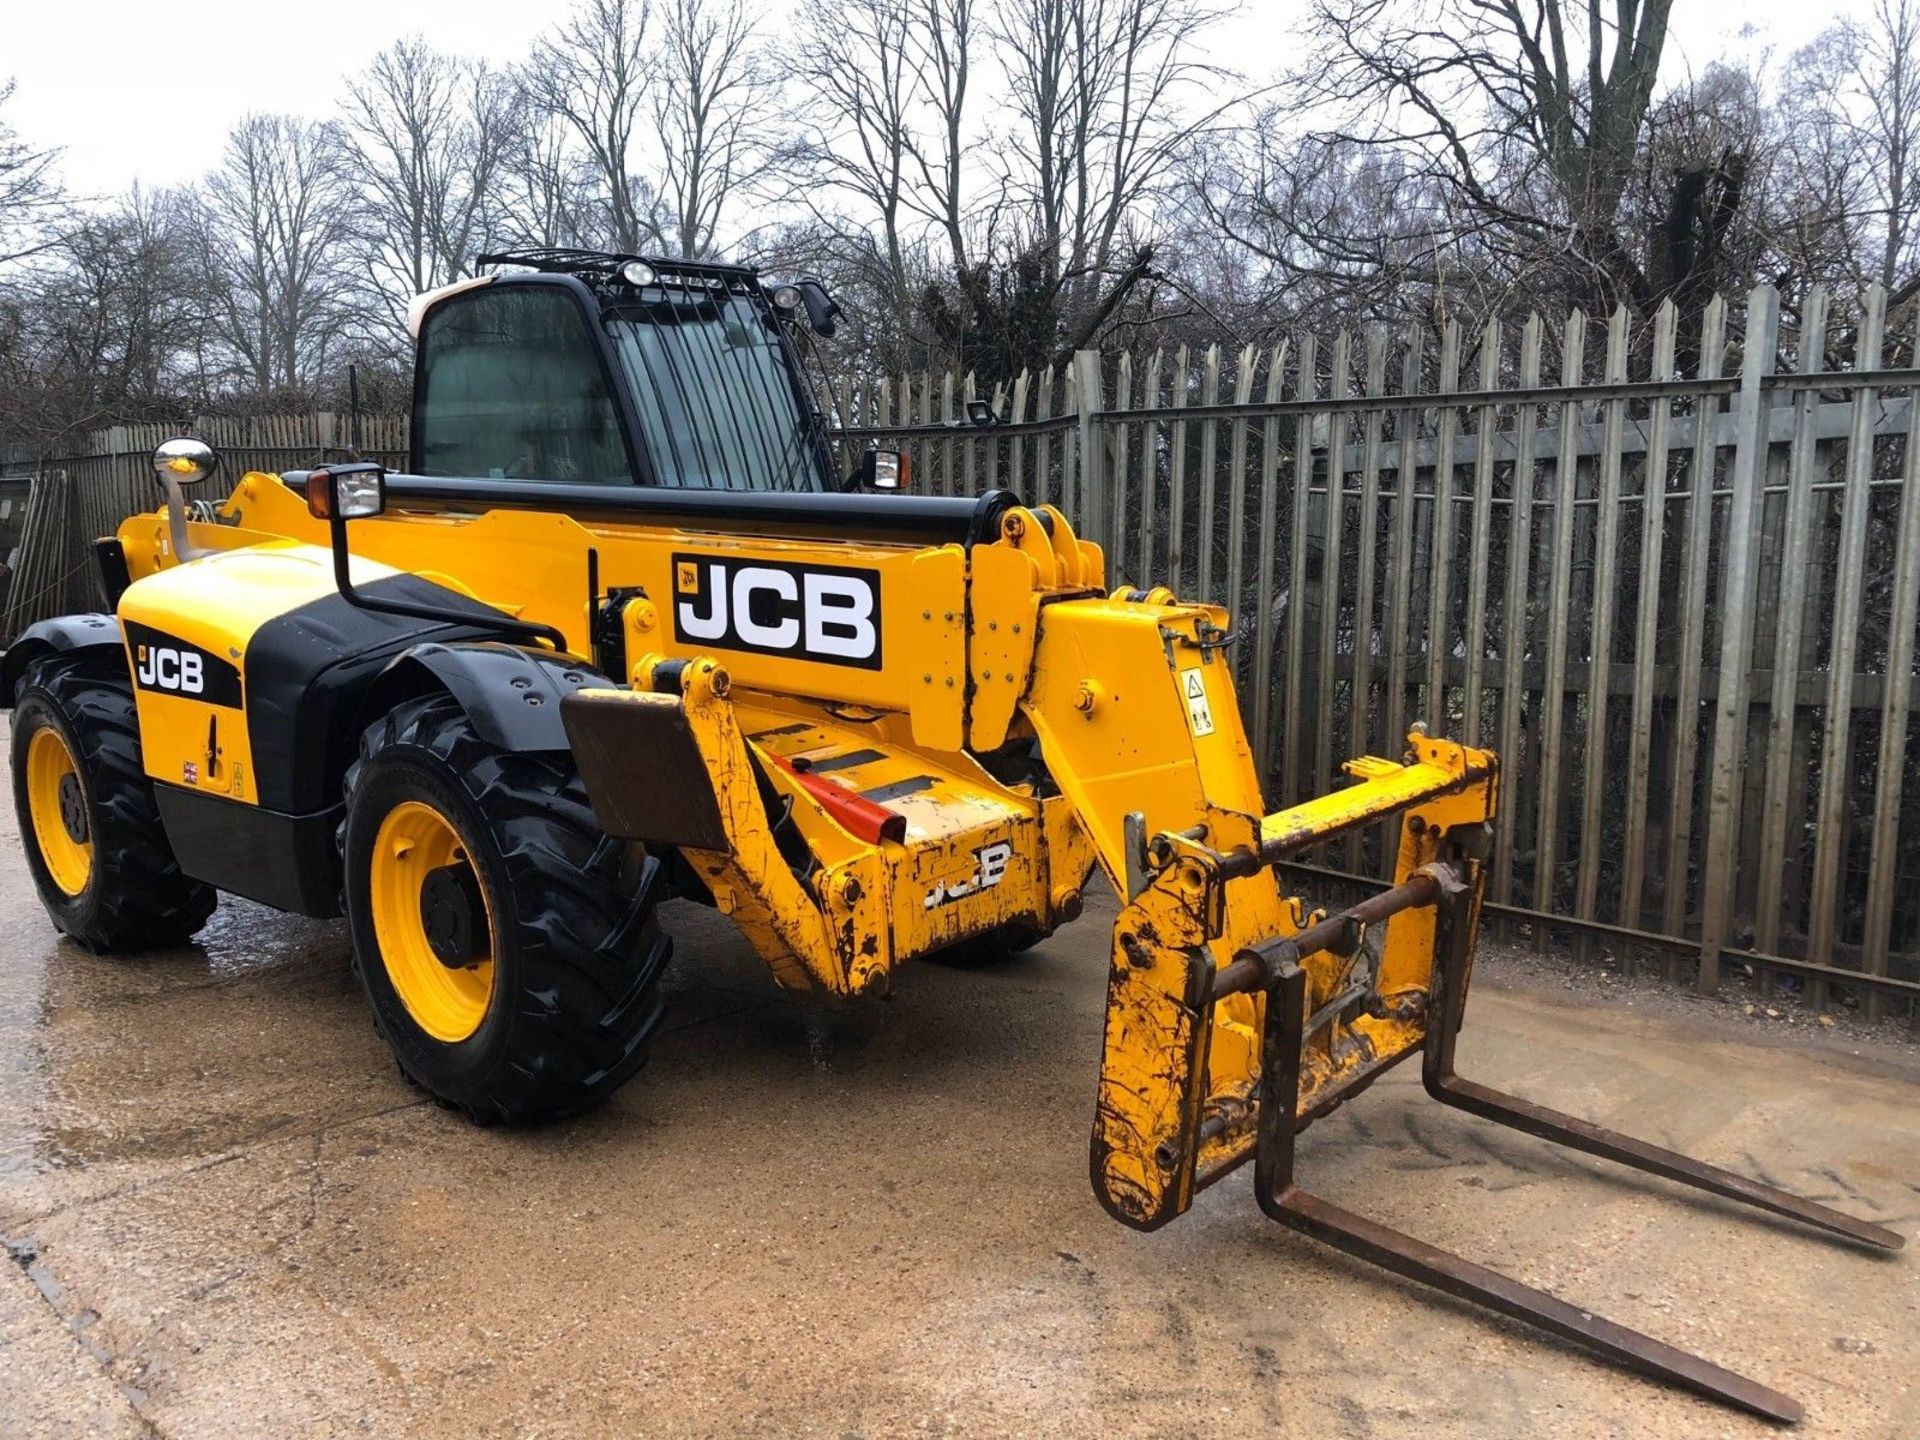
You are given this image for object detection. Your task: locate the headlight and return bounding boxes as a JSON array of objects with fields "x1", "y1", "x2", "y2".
[
  {"x1": 771, "y1": 283, "x2": 803, "y2": 310},
  {"x1": 619, "y1": 259, "x2": 657, "y2": 288}
]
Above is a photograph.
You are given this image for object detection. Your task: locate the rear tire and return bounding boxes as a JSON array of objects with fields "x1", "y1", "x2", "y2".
[
  {"x1": 931, "y1": 922, "x2": 1049, "y2": 967},
  {"x1": 341, "y1": 692, "x2": 671, "y2": 1124},
  {"x1": 9, "y1": 654, "x2": 217, "y2": 951}
]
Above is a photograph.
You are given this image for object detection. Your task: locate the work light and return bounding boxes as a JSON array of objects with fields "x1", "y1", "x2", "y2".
[
  {"x1": 861, "y1": 448, "x2": 909, "y2": 490},
  {"x1": 305, "y1": 463, "x2": 387, "y2": 521}
]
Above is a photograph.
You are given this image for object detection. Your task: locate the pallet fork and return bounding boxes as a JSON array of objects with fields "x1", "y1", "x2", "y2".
[
  {"x1": 1235, "y1": 862, "x2": 1903, "y2": 1425},
  {"x1": 1078, "y1": 713, "x2": 1900, "y2": 1426}
]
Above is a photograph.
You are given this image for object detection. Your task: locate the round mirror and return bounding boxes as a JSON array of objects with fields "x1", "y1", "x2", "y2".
[{"x1": 153, "y1": 437, "x2": 218, "y2": 487}]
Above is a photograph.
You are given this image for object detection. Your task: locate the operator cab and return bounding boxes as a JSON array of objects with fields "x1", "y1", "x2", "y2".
[
  {"x1": 408, "y1": 249, "x2": 866, "y2": 494},
  {"x1": 278, "y1": 248, "x2": 996, "y2": 556}
]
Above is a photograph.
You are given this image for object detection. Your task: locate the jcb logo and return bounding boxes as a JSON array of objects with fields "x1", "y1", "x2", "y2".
[
  {"x1": 672, "y1": 553, "x2": 882, "y2": 669},
  {"x1": 123, "y1": 622, "x2": 243, "y2": 708},
  {"x1": 925, "y1": 840, "x2": 1014, "y2": 910},
  {"x1": 136, "y1": 645, "x2": 204, "y2": 694}
]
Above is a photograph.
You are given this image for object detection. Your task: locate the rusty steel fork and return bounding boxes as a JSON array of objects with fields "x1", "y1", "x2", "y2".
[{"x1": 1250, "y1": 867, "x2": 1904, "y2": 1427}]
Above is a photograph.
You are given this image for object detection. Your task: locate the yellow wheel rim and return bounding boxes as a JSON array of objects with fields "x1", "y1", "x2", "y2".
[
  {"x1": 26, "y1": 726, "x2": 92, "y2": 897},
  {"x1": 369, "y1": 799, "x2": 496, "y2": 1043}
]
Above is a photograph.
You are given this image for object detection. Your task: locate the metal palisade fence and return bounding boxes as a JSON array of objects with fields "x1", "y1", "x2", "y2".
[
  {"x1": 0, "y1": 284, "x2": 1915, "y2": 1009},
  {"x1": 827, "y1": 284, "x2": 1920, "y2": 1011}
]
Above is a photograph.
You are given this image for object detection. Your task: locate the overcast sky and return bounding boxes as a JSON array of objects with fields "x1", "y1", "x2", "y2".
[{"x1": 4, "y1": 0, "x2": 1873, "y2": 199}]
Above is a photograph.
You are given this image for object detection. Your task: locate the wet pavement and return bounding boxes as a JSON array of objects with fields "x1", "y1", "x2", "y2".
[{"x1": 2, "y1": 774, "x2": 1918, "y2": 1438}]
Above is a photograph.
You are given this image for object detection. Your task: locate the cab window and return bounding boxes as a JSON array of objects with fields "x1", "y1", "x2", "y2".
[
  {"x1": 413, "y1": 285, "x2": 631, "y2": 483},
  {"x1": 604, "y1": 290, "x2": 829, "y2": 491}
]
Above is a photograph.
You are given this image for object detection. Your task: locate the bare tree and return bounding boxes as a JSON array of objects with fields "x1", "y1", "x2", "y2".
[
  {"x1": 13, "y1": 0, "x2": 1919, "y2": 441},
  {"x1": 1629, "y1": 64, "x2": 1769, "y2": 328},
  {"x1": 340, "y1": 39, "x2": 514, "y2": 347},
  {"x1": 1001, "y1": 0, "x2": 1227, "y2": 271},
  {"x1": 526, "y1": 0, "x2": 658, "y2": 250},
  {"x1": 967, "y1": 0, "x2": 1229, "y2": 361},
  {"x1": 497, "y1": 101, "x2": 603, "y2": 250},
  {"x1": 0, "y1": 79, "x2": 62, "y2": 266},
  {"x1": 902, "y1": 0, "x2": 976, "y2": 272},
  {"x1": 0, "y1": 187, "x2": 211, "y2": 449},
  {"x1": 1852, "y1": 0, "x2": 1920, "y2": 293},
  {"x1": 785, "y1": 0, "x2": 923, "y2": 302},
  {"x1": 652, "y1": 0, "x2": 780, "y2": 258},
  {"x1": 1292, "y1": 0, "x2": 1678, "y2": 311},
  {"x1": 1183, "y1": 126, "x2": 1462, "y2": 325},
  {"x1": 59, "y1": 188, "x2": 205, "y2": 408},
  {"x1": 1787, "y1": 0, "x2": 1920, "y2": 296},
  {"x1": 198, "y1": 115, "x2": 353, "y2": 394}
]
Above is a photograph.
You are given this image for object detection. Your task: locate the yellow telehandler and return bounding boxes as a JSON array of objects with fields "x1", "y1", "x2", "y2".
[{"x1": 5, "y1": 249, "x2": 1897, "y2": 1424}]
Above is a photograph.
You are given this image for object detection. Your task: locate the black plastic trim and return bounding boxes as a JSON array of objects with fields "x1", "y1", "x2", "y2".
[
  {"x1": 322, "y1": 491, "x2": 569, "y2": 653},
  {"x1": 94, "y1": 540, "x2": 133, "y2": 608},
  {"x1": 154, "y1": 785, "x2": 343, "y2": 917},
  {"x1": 242, "y1": 577, "x2": 507, "y2": 813}
]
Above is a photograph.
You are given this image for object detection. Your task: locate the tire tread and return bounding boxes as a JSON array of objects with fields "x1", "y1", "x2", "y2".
[
  {"x1": 11, "y1": 655, "x2": 216, "y2": 951},
  {"x1": 342, "y1": 692, "x2": 670, "y2": 1125}
]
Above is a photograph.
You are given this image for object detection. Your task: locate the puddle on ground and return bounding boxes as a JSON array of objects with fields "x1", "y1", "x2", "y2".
[
  {"x1": 190, "y1": 899, "x2": 351, "y2": 980},
  {"x1": 0, "y1": 897, "x2": 364, "y2": 1178}
]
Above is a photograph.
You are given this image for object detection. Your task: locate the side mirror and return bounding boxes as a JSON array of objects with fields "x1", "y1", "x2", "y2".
[
  {"x1": 153, "y1": 438, "x2": 219, "y2": 564},
  {"x1": 857, "y1": 449, "x2": 910, "y2": 492},
  {"x1": 797, "y1": 278, "x2": 840, "y2": 338},
  {"x1": 153, "y1": 437, "x2": 218, "y2": 487},
  {"x1": 305, "y1": 462, "x2": 387, "y2": 521}
]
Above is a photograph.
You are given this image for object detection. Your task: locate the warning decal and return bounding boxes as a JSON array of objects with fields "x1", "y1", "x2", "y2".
[{"x1": 1180, "y1": 668, "x2": 1215, "y2": 737}]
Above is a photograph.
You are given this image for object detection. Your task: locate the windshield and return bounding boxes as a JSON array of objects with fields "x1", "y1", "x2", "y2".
[{"x1": 605, "y1": 289, "x2": 831, "y2": 492}]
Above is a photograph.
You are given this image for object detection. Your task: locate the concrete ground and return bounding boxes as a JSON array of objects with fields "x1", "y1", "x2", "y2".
[{"x1": 2, "y1": 803, "x2": 1917, "y2": 1438}]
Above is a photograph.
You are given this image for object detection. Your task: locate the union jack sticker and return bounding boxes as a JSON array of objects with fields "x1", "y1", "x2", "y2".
[{"x1": 182, "y1": 760, "x2": 199, "y2": 785}]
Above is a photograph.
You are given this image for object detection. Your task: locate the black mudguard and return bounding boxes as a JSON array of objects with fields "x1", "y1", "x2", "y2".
[
  {"x1": 360, "y1": 642, "x2": 612, "y2": 755},
  {"x1": 0, "y1": 614, "x2": 125, "y2": 704}
]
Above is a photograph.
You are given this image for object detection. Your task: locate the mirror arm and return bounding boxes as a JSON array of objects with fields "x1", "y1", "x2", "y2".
[
  {"x1": 161, "y1": 476, "x2": 206, "y2": 563},
  {"x1": 324, "y1": 510, "x2": 571, "y2": 654}
]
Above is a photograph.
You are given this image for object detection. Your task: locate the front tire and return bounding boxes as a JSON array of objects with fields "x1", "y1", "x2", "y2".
[
  {"x1": 341, "y1": 692, "x2": 671, "y2": 1124},
  {"x1": 9, "y1": 655, "x2": 217, "y2": 951}
]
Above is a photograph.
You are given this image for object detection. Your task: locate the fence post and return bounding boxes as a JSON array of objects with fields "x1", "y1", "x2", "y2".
[
  {"x1": 1073, "y1": 350, "x2": 1105, "y2": 545},
  {"x1": 1807, "y1": 285, "x2": 1887, "y2": 1006},
  {"x1": 1696, "y1": 285, "x2": 1780, "y2": 994},
  {"x1": 1861, "y1": 300, "x2": 1920, "y2": 1000}
]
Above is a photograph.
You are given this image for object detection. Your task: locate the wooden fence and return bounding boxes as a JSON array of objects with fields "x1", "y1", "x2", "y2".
[
  {"x1": 1, "y1": 283, "x2": 1915, "y2": 1010},
  {"x1": 0, "y1": 415, "x2": 408, "y2": 636}
]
